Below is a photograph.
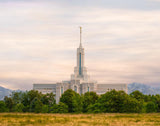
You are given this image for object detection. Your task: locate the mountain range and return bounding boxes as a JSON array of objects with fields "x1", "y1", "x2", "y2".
[
  {"x1": 0, "y1": 83, "x2": 160, "y2": 100},
  {"x1": 128, "y1": 83, "x2": 160, "y2": 95},
  {"x1": 0, "y1": 86, "x2": 12, "y2": 100}
]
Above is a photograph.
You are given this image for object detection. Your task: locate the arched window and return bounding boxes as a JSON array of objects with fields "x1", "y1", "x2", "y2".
[
  {"x1": 61, "y1": 86, "x2": 63, "y2": 95},
  {"x1": 74, "y1": 86, "x2": 77, "y2": 92},
  {"x1": 88, "y1": 87, "x2": 90, "y2": 92}
]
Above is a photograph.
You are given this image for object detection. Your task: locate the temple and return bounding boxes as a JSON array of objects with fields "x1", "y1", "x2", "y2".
[{"x1": 33, "y1": 27, "x2": 127, "y2": 103}]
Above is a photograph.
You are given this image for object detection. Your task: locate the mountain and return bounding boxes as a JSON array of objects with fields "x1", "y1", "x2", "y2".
[
  {"x1": 0, "y1": 86, "x2": 24, "y2": 100},
  {"x1": 0, "y1": 86, "x2": 12, "y2": 100},
  {"x1": 128, "y1": 83, "x2": 160, "y2": 95}
]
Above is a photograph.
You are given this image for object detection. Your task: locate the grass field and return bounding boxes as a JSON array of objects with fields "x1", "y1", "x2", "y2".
[{"x1": 0, "y1": 113, "x2": 160, "y2": 126}]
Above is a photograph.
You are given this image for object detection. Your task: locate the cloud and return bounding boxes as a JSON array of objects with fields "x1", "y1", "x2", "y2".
[{"x1": 0, "y1": 1, "x2": 160, "y2": 89}]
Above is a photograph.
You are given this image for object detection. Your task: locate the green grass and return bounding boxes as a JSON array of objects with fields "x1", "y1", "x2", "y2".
[{"x1": 0, "y1": 113, "x2": 160, "y2": 126}]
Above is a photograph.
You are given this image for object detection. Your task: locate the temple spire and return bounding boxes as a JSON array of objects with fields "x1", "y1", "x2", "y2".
[{"x1": 79, "y1": 26, "x2": 82, "y2": 48}]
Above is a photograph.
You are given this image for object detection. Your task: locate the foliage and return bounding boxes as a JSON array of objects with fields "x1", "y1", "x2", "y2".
[
  {"x1": 13, "y1": 103, "x2": 24, "y2": 112},
  {"x1": 87, "y1": 103, "x2": 102, "y2": 113},
  {"x1": 41, "y1": 105, "x2": 49, "y2": 113},
  {"x1": 0, "y1": 101, "x2": 8, "y2": 112},
  {"x1": 130, "y1": 90, "x2": 144, "y2": 101},
  {"x1": 97, "y1": 90, "x2": 129, "y2": 113},
  {"x1": 11, "y1": 91, "x2": 23, "y2": 104},
  {"x1": 4, "y1": 96, "x2": 14, "y2": 112},
  {"x1": 155, "y1": 94, "x2": 160, "y2": 112},
  {"x1": 83, "y1": 92, "x2": 99, "y2": 112},
  {"x1": 41, "y1": 93, "x2": 56, "y2": 107},
  {"x1": 50, "y1": 102, "x2": 68, "y2": 113},
  {"x1": 122, "y1": 96, "x2": 143, "y2": 113},
  {"x1": 0, "y1": 89, "x2": 160, "y2": 113},
  {"x1": 60, "y1": 89, "x2": 83, "y2": 113},
  {"x1": 30, "y1": 97, "x2": 43, "y2": 113},
  {"x1": 146, "y1": 101, "x2": 157, "y2": 113}
]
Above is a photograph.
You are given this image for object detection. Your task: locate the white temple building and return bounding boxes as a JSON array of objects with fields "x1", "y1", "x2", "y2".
[{"x1": 33, "y1": 27, "x2": 127, "y2": 103}]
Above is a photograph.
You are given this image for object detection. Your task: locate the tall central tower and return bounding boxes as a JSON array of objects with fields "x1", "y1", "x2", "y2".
[
  {"x1": 77, "y1": 27, "x2": 84, "y2": 77},
  {"x1": 71, "y1": 27, "x2": 90, "y2": 82}
]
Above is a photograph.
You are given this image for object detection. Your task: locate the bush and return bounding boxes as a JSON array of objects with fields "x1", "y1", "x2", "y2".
[
  {"x1": 146, "y1": 102, "x2": 157, "y2": 113},
  {"x1": 13, "y1": 103, "x2": 24, "y2": 112},
  {"x1": 50, "y1": 102, "x2": 68, "y2": 113}
]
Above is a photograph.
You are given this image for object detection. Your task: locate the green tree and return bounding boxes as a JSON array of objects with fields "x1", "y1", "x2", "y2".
[
  {"x1": 60, "y1": 89, "x2": 83, "y2": 113},
  {"x1": 57, "y1": 102, "x2": 68, "y2": 113},
  {"x1": 50, "y1": 104, "x2": 58, "y2": 113},
  {"x1": 22, "y1": 90, "x2": 42, "y2": 106},
  {"x1": 154, "y1": 94, "x2": 160, "y2": 112},
  {"x1": 22, "y1": 90, "x2": 42, "y2": 112},
  {"x1": 41, "y1": 93, "x2": 56, "y2": 108},
  {"x1": 83, "y1": 92, "x2": 99, "y2": 112},
  {"x1": 130, "y1": 90, "x2": 144, "y2": 101},
  {"x1": 11, "y1": 91, "x2": 23, "y2": 105},
  {"x1": 34, "y1": 99, "x2": 43, "y2": 113},
  {"x1": 30, "y1": 97, "x2": 43, "y2": 113},
  {"x1": 0, "y1": 101, "x2": 8, "y2": 112},
  {"x1": 146, "y1": 101, "x2": 157, "y2": 113},
  {"x1": 72, "y1": 93, "x2": 83, "y2": 113},
  {"x1": 50, "y1": 102, "x2": 68, "y2": 113},
  {"x1": 98, "y1": 90, "x2": 128, "y2": 113},
  {"x1": 41, "y1": 105, "x2": 49, "y2": 113},
  {"x1": 122, "y1": 97, "x2": 143, "y2": 113},
  {"x1": 4, "y1": 96, "x2": 14, "y2": 112},
  {"x1": 87, "y1": 103, "x2": 102, "y2": 113},
  {"x1": 13, "y1": 103, "x2": 24, "y2": 112}
]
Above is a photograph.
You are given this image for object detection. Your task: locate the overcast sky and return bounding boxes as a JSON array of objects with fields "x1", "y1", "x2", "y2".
[{"x1": 0, "y1": 0, "x2": 160, "y2": 90}]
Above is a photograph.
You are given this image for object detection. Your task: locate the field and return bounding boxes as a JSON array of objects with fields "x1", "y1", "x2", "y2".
[{"x1": 0, "y1": 113, "x2": 160, "y2": 126}]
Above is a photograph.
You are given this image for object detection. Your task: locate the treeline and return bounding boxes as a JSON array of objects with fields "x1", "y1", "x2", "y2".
[{"x1": 0, "y1": 89, "x2": 160, "y2": 113}]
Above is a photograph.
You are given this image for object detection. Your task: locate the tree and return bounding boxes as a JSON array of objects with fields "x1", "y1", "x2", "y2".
[
  {"x1": 30, "y1": 97, "x2": 43, "y2": 113},
  {"x1": 146, "y1": 101, "x2": 157, "y2": 113},
  {"x1": 34, "y1": 99, "x2": 43, "y2": 113},
  {"x1": 87, "y1": 103, "x2": 102, "y2": 113},
  {"x1": 11, "y1": 91, "x2": 23, "y2": 105},
  {"x1": 41, "y1": 105, "x2": 49, "y2": 113},
  {"x1": 60, "y1": 89, "x2": 83, "y2": 113},
  {"x1": 130, "y1": 90, "x2": 144, "y2": 101},
  {"x1": 50, "y1": 104, "x2": 58, "y2": 113},
  {"x1": 22, "y1": 90, "x2": 42, "y2": 107},
  {"x1": 13, "y1": 103, "x2": 24, "y2": 112},
  {"x1": 41, "y1": 93, "x2": 56, "y2": 107},
  {"x1": 83, "y1": 92, "x2": 99, "y2": 112},
  {"x1": 155, "y1": 94, "x2": 160, "y2": 112},
  {"x1": 57, "y1": 102, "x2": 68, "y2": 113},
  {"x1": 98, "y1": 90, "x2": 128, "y2": 113},
  {"x1": 72, "y1": 93, "x2": 83, "y2": 113},
  {"x1": 4, "y1": 96, "x2": 14, "y2": 112},
  {"x1": 122, "y1": 97, "x2": 143, "y2": 113},
  {"x1": 0, "y1": 101, "x2": 8, "y2": 112},
  {"x1": 50, "y1": 102, "x2": 68, "y2": 113},
  {"x1": 22, "y1": 90, "x2": 42, "y2": 112}
]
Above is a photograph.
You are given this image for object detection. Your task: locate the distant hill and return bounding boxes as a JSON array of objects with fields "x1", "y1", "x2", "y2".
[
  {"x1": 128, "y1": 83, "x2": 160, "y2": 95},
  {"x1": 0, "y1": 86, "x2": 24, "y2": 100},
  {"x1": 0, "y1": 86, "x2": 12, "y2": 100}
]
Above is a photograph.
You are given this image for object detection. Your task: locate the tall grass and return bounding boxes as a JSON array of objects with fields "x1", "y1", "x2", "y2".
[{"x1": 0, "y1": 113, "x2": 160, "y2": 126}]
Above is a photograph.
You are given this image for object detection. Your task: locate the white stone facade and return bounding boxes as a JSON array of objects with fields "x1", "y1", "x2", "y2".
[{"x1": 33, "y1": 28, "x2": 127, "y2": 103}]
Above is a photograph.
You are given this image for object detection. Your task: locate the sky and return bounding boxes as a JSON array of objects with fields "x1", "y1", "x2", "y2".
[{"x1": 0, "y1": 0, "x2": 160, "y2": 90}]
